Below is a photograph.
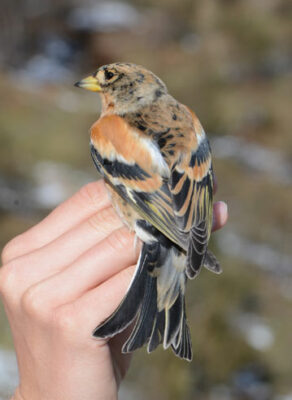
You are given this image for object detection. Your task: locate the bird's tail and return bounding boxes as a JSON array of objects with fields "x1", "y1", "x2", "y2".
[{"x1": 93, "y1": 241, "x2": 193, "y2": 361}]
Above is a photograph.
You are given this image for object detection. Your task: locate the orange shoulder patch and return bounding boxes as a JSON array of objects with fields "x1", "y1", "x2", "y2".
[
  {"x1": 92, "y1": 115, "x2": 148, "y2": 165},
  {"x1": 90, "y1": 115, "x2": 164, "y2": 192},
  {"x1": 91, "y1": 115, "x2": 129, "y2": 161}
]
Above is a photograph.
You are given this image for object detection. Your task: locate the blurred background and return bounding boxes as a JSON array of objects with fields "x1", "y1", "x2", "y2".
[{"x1": 0, "y1": 0, "x2": 291, "y2": 399}]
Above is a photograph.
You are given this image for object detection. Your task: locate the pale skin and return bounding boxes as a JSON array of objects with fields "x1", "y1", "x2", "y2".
[{"x1": 0, "y1": 180, "x2": 228, "y2": 400}]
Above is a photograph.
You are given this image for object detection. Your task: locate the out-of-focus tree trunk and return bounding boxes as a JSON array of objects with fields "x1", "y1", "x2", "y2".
[{"x1": 0, "y1": 0, "x2": 26, "y2": 66}]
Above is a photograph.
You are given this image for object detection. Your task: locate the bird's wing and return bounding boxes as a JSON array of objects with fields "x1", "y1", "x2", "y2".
[
  {"x1": 90, "y1": 114, "x2": 187, "y2": 248},
  {"x1": 169, "y1": 109, "x2": 214, "y2": 278}
]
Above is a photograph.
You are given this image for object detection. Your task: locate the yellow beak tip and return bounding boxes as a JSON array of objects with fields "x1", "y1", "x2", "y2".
[{"x1": 74, "y1": 76, "x2": 102, "y2": 92}]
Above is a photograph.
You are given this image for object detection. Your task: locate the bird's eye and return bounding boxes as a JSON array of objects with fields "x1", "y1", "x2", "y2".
[{"x1": 104, "y1": 70, "x2": 114, "y2": 80}]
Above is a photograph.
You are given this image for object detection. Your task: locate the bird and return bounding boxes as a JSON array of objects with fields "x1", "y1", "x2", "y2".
[{"x1": 75, "y1": 63, "x2": 221, "y2": 361}]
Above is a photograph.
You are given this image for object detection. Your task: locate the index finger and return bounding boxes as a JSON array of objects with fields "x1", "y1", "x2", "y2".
[{"x1": 3, "y1": 180, "x2": 110, "y2": 261}]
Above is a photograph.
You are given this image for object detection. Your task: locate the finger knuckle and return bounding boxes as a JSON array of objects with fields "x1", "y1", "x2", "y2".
[
  {"x1": 106, "y1": 227, "x2": 134, "y2": 253},
  {"x1": 21, "y1": 286, "x2": 51, "y2": 323},
  {"x1": 77, "y1": 181, "x2": 108, "y2": 209},
  {"x1": 0, "y1": 261, "x2": 18, "y2": 299},
  {"x1": 54, "y1": 305, "x2": 77, "y2": 337},
  {"x1": 88, "y1": 207, "x2": 120, "y2": 232},
  {"x1": 1, "y1": 235, "x2": 24, "y2": 265}
]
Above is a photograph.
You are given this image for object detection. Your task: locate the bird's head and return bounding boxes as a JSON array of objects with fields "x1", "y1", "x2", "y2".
[{"x1": 75, "y1": 63, "x2": 168, "y2": 114}]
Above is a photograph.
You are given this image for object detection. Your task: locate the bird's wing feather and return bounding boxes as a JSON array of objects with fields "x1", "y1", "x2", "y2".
[
  {"x1": 90, "y1": 111, "x2": 214, "y2": 265},
  {"x1": 90, "y1": 114, "x2": 187, "y2": 248},
  {"x1": 169, "y1": 110, "x2": 214, "y2": 278}
]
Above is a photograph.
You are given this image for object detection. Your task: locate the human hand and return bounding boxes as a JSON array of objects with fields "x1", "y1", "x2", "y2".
[{"x1": 0, "y1": 181, "x2": 227, "y2": 400}]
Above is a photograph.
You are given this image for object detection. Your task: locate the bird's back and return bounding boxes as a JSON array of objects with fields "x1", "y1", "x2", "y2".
[{"x1": 122, "y1": 94, "x2": 197, "y2": 167}]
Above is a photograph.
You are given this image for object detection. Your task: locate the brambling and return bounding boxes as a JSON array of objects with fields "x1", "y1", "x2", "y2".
[{"x1": 75, "y1": 63, "x2": 221, "y2": 361}]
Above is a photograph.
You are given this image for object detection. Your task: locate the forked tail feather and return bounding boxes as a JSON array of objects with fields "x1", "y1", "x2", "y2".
[{"x1": 93, "y1": 241, "x2": 193, "y2": 361}]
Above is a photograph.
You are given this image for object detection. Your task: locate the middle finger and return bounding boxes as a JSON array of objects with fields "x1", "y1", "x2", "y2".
[{"x1": 9, "y1": 206, "x2": 123, "y2": 294}]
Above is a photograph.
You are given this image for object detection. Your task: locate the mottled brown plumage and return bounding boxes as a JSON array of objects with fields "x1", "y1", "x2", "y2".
[{"x1": 75, "y1": 63, "x2": 220, "y2": 361}]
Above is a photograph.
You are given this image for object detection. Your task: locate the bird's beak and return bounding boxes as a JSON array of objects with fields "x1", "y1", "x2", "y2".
[{"x1": 74, "y1": 75, "x2": 102, "y2": 92}]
